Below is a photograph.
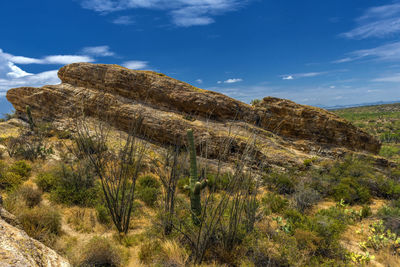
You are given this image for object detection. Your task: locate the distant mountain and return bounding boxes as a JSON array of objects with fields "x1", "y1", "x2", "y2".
[{"x1": 318, "y1": 100, "x2": 400, "y2": 110}]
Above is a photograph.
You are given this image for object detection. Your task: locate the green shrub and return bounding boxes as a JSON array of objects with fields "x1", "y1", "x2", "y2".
[
  {"x1": 49, "y1": 163, "x2": 101, "y2": 207},
  {"x1": 136, "y1": 175, "x2": 161, "y2": 207},
  {"x1": 8, "y1": 160, "x2": 31, "y2": 179},
  {"x1": 0, "y1": 172, "x2": 22, "y2": 189},
  {"x1": 377, "y1": 205, "x2": 400, "y2": 234},
  {"x1": 17, "y1": 184, "x2": 42, "y2": 208},
  {"x1": 17, "y1": 206, "x2": 61, "y2": 245},
  {"x1": 79, "y1": 236, "x2": 122, "y2": 267},
  {"x1": 96, "y1": 204, "x2": 112, "y2": 225},
  {"x1": 332, "y1": 178, "x2": 370, "y2": 205},
  {"x1": 264, "y1": 172, "x2": 296, "y2": 195},
  {"x1": 262, "y1": 193, "x2": 288, "y2": 214},
  {"x1": 35, "y1": 171, "x2": 57, "y2": 192},
  {"x1": 207, "y1": 172, "x2": 231, "y2": 191}
]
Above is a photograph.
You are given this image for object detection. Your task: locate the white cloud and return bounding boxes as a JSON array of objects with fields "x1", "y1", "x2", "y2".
[
  {"x1": 81, "y1": 45, "x2": 115, "y2": 56},
  {"x1": 281, "y1": 72, "x2": 326, "y2": 80},
  {"x1": 335, "y1": 41, "x2": 400, "y2": 63},
  {"x1": 372, "y1": 73, "x2": 400, "y2": 82},
  {"x1": 0, "y1": 49, "x2": 63, "y2": 95},
  {"x1": 6, "y1": 62, "x2": 32, "y2": 78},
  {"x1": 122, "y1": 60, "x2": 149, "y2": 70},
  {"x1": 196, "y1": 79, "x2": 203, "y2": 84},
  {"x1": 282, "y1": 75, "x2": 293, "y2": 80},
  {"x1": 343, "y1": 3, "x2": 400, "y2": 39},
  {"x1": 0, "y1": 49, "x2": 94, "y2": 65},
  {"x1": 217, "y1": 81, "x2": 222, "y2": 84},
  {"x1": 42, "y1": 55, "x2": 94, "y2": 64},
  {"x1": 224, "y1": 78, "x2": 243, "y2": 84},
  {"x1": 113, "y1": 16, "x2": 135, "y2": 25},
  {"x1": 80, "y1": 0, "x2": 245, "y2": 27}
]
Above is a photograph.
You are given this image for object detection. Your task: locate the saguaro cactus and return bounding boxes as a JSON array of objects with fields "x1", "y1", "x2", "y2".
[{"x1": 185, "y1": 129, "x2": 207, "y2": 225}]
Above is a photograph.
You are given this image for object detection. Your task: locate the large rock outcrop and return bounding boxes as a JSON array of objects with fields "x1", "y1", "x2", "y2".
[
  {"x1": 0, "y1": 207, "x2": 70, "y2": 267},
  {"x1": 6, "y1": 63, "x2": 381, "y2": 166}
]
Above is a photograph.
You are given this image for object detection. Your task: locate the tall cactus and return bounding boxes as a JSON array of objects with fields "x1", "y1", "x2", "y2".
[{"x1": 185, "y1": 129, "x2": 207, "y2": 225}]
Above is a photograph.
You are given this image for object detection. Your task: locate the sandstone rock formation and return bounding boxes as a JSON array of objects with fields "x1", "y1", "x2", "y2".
[
  {"x1": 6, "y1": 63, "x2": 381, "y2": 167},
  {"x1": 0, "y1": 208, "x2": 70, "y2": 267}
]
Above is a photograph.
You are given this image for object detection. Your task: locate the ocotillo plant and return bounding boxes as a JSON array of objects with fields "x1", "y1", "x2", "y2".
[
  {"x1": 26, "y1": 105, "x2": 35, "y2": 131},
  {"x1": 185, "y1": 129, "x2": 207, "y2": 225}
]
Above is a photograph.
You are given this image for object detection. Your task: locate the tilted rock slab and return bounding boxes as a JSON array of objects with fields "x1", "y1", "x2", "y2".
[
  {"x1": 6, "y1": 63, "x2": 381, "y2": 166},
  {"x1": 0, "y1": 216, "x2": 70, "y2": 267}
]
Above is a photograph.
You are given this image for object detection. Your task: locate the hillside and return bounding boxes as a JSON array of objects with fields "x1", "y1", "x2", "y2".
[
  {"x1": 333, "y1": 103, "x2": 400, "y2": 164},
  {"x1": 0, "y1": 64, "x2": 399, "y2": 266}
]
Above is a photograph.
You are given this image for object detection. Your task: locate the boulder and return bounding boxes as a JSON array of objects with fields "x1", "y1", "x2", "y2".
[{"x1": 6, "y1": 63, "x2": 381, "y2": 167}]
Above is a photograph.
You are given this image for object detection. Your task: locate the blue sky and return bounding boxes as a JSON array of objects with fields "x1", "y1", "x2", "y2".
[{"x1": 1, "y1": 0, "x2": 400, "y2": 115}]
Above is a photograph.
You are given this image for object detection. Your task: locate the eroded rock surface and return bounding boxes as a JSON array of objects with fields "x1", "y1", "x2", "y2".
[
  {"x1": 6, "y1": 63, "x2": 381, "y2": 167},
  {"x1": 0, "y1": 211, "x2": 70, "y2": 267}
]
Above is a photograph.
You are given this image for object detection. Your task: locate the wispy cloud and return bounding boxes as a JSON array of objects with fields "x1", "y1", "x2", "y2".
[
  {"x1": 372, "y1": 73, "x2": 400, "y2": 82},
  {"x1": 334, "y1": 41, "x2": 400, "y2": 63},
  {"x1": 223, "y1": 78, "x2": 243, "y2": 84},
  {"x1": 79, "y1": 0, "x2": 246, "y2": 27},
  {"x1": 342, "y1": 2, "x2": 400, "y2": 39},
  {"x1": 0, "y1": 49, "x2": 94, "y2": 65},
  {"x1": 113, "y1": 16, "x2": 135, "y2": 25},
  {"x1": 81, "y1": 45, "x2": 115, "y2": 56},
  {"x1": 280, "y1": 72, "x2": 327, "y2": 80},
  {"x1": 122, "y1": 60, "x2": 149, "y2": 70},
  {"x1": 195, "y1": 79, "x2": 203, "y2": 84}
]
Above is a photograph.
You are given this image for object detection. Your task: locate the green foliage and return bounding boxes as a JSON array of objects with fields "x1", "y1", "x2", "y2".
[
  {"x1": 0, "y1": 160, "x2": 32, "y2": 189},
  {"x1": 364, "y1": 220, "x2": 400, "y2": 251},
  {"x1": 206, "y1": 172, "x2": 231, "y2": 192},
  {"x1": 377, "y1": 205, "x2": 400, "y2": 234},
  {"x1": 35, "y1": 171, "x2": 57, "y2": 192},
  {"x1": 261, "y1": 192, "x2": 288, "y2": 214},
  {"x1": 36, "y1": 163, "x2": 101, "y2": 207},
  {"x1": 8, "y1": 160, "x2": 31, "y2": 179},
  {"x1": 136, "y1": 175, "x2": 161, "y2": 207},
  {"x1": 332, "y1": 178, "x2": 371, "y2": 205},
  {"x1": 250, "y1": 99, "x2": 261, "y2": 106},
  {"x1": 79, "y1": 236, "x2": 122, "y2": 267},
  {"x1": 264, "y1": 172, "x2": 296, "y2": 195},
  {"x1": 96, "y1": 204, "x2": 112, "y2": 225}
]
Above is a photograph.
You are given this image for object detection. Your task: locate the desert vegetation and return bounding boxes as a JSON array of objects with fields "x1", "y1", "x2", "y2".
[{"x1": 1, "y1": 104, "x2": 400, "y2": 266}]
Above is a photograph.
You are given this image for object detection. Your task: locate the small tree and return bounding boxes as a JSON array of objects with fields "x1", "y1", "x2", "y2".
[{"x1": 74, "y1": 117, "x2": 146, "y2": 234}]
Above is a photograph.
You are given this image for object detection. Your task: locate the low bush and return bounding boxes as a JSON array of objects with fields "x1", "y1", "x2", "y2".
[
  {"x1": 17, "y1": 205, "x2": 62, "y2": 246},
  {"x1": 8, "y1": 160, "x2": 31, "y2": 179},
  {"x1": 35, "y1": 171, "x2": 57, "y2": 192},
  {"x1": 136, "y1": 175, "x2": 161, "y2": 207},
  {"x1": 138, "y1": 240, "x2": 162, "y2": 265},
  {"x1": 261, "y1": 192, "x2": 288, "y2": 214},
  {"x1": 47, "y1": 163, "x2": 101, "y2": 207},
  {"x1": 292, "y1": 185, "x2": 321, "y2": 212},
  {"x1": 17, "y1": 184, "x2": 42, "y2": 208},
  {"x1": 96, "y1": 204, "x2": 112, "y2": 225},
  {"x1": 377, "y1": 205, "x2": 400, "y2": 234},
  {"x1": 264, "y1": 172, "x2": 296, "y2": 195},
  {"x1": 79, "y1": 236, "x2": 122, "y2": 267},
  {"x1": 332, "y1": 178, "x2": 371, "y2": 205}
]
